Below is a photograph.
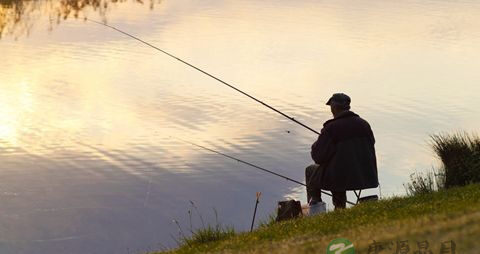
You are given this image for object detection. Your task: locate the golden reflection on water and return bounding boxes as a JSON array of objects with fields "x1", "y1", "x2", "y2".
[
  {"x1": 0, "y1": 0, "x2": 480, "y2": 176},
  {"x1": 1, "y1": 1, "x2": 480, "y2": 253},
  {"x1": 0, "y1": 80, "x2": 32, "y2": 146}
]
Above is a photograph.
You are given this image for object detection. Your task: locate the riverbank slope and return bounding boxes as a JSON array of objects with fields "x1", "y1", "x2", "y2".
[{"x1": 159, "y1": 184, "x2": 480, "y2": 253}]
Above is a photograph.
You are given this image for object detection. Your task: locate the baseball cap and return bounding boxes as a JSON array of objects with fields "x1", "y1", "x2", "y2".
[{"x1": 326, "y1": 93, "x2": 351, "y2": 107}]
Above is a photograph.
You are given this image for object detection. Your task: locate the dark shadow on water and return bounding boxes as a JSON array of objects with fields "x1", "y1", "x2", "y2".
[{"x1": 0, "y1": 0, "x2": 160, "y2": 39}]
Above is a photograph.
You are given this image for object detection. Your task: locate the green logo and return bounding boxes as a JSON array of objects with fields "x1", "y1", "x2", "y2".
[{"x1": 326, "y1": 238, "x2": 355, "y2": 254}]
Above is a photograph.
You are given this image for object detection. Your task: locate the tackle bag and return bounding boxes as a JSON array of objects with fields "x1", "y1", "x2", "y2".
[{"x1": 276, "y1": 200, "x2": 302, "y2": 222}]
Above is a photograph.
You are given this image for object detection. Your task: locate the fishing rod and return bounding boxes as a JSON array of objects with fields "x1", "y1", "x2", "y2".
[
  {"x1": 87, "y1": 19, "x2": 320, "y2": 135},
  {"x1": 173, "y1": 137, "x2": 356, "y2": 206},
  {"x1": 88, "y1": 20, "x2": 358, "y2": 205}
]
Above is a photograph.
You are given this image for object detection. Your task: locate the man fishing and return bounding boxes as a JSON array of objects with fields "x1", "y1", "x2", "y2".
[
  {"x1": 92, "y1": 21, "x2": 377, "y2": 209},
  {"x1": 306, "y1": 93, "x2": 378, "y2": 209}
]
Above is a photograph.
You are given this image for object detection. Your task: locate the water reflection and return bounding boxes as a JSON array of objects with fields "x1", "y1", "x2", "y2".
[
  {"x1": 0, "y1": 0, "x2": 158, "y2": 39},
  {"x1": 1, "y1": 0, "x2": 480, "y2": 253}
]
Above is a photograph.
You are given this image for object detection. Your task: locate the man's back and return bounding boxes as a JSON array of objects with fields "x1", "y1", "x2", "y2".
[{"x1": 311, "y1": 110, "x2": 378, "y2": 191}]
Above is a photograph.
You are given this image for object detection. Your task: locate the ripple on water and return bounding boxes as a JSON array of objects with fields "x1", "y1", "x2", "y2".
[{"x1": 1, "y1": 0, "x2": 480, "y2": 253}]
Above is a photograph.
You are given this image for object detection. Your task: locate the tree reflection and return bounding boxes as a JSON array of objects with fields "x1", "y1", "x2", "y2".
[{"x1": 0, "y1": 0, "x2": 159, "y2": 39}]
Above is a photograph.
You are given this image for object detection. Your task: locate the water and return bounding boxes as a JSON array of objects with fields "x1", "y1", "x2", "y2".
[{"x1": 1, "y1": 0, "x2": 480, "y2": 253}]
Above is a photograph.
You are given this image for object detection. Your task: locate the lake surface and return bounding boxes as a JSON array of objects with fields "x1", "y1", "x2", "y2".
[{"x1": 1, "y1": 0, "x2": 480, "y2": 253}]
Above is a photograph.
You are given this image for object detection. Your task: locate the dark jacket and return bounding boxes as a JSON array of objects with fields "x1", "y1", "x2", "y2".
[{"x1": 311, "y1": 111, "x2": 378, "y2": 191}]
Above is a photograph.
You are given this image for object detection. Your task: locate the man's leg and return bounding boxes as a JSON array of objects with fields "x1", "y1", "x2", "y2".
[
  {"x1": 332, "y1": 191, "x2": 347, "y2": 210},
  {"x1": 305, "y1": 164, "x2": 323, "y2": 204}
]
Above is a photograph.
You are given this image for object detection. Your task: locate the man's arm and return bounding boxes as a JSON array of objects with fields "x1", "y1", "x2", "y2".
[{"x1": 310, "y1": 128, "x2": 335, "y2": 165}]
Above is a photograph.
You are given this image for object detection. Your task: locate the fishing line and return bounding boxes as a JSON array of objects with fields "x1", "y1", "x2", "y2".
[
  {"x1": 87, "y1": 20, "x2": 357, "y2": 205},
  {"x1": 87, "y1": 19, "x2": 320, "y2": 135},
  {"x1": 173, "y1": 137, "x2": 356, "y2": 205}
]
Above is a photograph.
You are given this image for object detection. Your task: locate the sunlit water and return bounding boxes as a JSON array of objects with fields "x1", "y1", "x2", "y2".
[{"x1": 1, "y1": 0, "x2": 480, "y2": 253}]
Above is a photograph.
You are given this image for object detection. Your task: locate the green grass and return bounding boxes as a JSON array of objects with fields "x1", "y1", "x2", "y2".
[
  {"x1": 180, "y1": 225, "x2": 235, "y2": 247},
  {"x1": 156, "y1": 184, "x2": 480, "y2": 254},
  {"x1": 157, "y1": 132, "x2": 480, "y2": 253}
]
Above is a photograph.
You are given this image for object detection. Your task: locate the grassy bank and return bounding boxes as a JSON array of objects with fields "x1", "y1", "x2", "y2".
[
  {"x1": 158, "y1": 184, "x2": 480, "y2": 254},
  {"x1": 156, "y1": 132, "x2": 480, "y2": 253}
]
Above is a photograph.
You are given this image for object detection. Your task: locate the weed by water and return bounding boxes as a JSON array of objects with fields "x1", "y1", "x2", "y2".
[
  {"x1": 404, "y1": 168, "x2": 444, "y2": 196},
  {"x1": 431, "y1": 132, "x2": 480, "y2": 188},
  {"x1": 258, "y1": 212, "x2": 277, "y2": 229},
  {"x1": 171, "y1": 201, "x2": 236, "y2": 248},
  {"x1": 182, "y1": 225, "x2": 235, "y2": 246},
  {"x1": 405, "y1": 132, "x2": 480, "y2": 194}
]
